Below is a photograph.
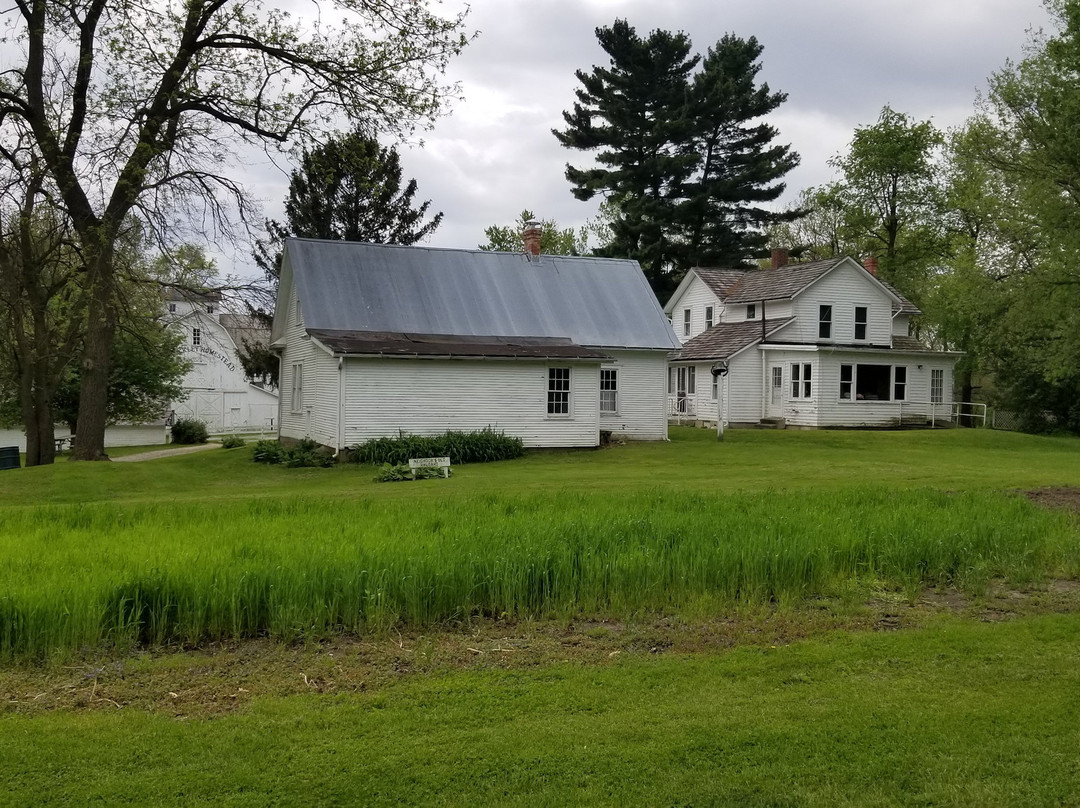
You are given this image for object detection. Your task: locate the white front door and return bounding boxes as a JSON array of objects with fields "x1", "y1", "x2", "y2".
[{"x1": 767, "y1": 364, "x2": 784, "y2": 418}]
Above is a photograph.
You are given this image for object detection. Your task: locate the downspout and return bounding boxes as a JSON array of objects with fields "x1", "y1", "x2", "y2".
[{"x1": 334, "y1": 355, "x2": 345, "y2": 458}]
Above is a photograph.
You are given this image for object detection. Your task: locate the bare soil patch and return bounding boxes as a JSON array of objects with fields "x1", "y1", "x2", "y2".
[{"x1": 1024, "y1": 486, "x2": 1080, "y2": 515}]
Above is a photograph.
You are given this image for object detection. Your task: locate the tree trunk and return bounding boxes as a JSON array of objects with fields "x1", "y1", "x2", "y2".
[
  {"x1": 958, "y1": 366, "x2": 974, "y2": 428},
  {"x1": 70, "y1": 248, "x2": 115, "y2": 461}
]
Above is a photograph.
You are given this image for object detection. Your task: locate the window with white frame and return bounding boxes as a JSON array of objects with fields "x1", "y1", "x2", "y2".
[
  {"x1": 791, "y1": 363, "x2": 812, "y2": 398},
  {"x1": 291, "y1": 362, "x2": 303, "y2": 413},
  {"x1": 705, "y1": 306, "x2": 714, "y2": 329},
  {"x1": 818, "y1": 305, "x2": 832, "y2": 339},
  {"x1": 840, "y1": 364, "x2": 909, "y2": 401},
  {"x1": 711, "y1": 373, "x2": 718, "y2": 400},
  {"x1": 683, "y1": 309, "x2": 691, "y2": 337},
  {"x1": 854, "y1": 306, "x2": 868, "y2": 341},
  {"x1": 893, "y1": 366, "x2": 907, "y2": 401},
  {"x1": 747, "y1": 304, "x2": 757, "y2": 320},
  {"x1": 168, "y1": 302, "x2": 176, "y2": 313},
  {"x1": 192, "y1": 328, "x2": 201, "y2": 346},
  {"x1": 600, "y1": 368, "x2": 618, "y2": 413},
  {"x1": 206, "y1": 304, "x2": 215, "y2": 314},
  {"x1": 840, "y1": 364, "x2": 853, "y2": 399},
  {"x1": 930, "y1": 369, "x2": 944, "y2": 404},
  {"x1": 548, "y1": 367, "x2": 571, "y2": 415}
]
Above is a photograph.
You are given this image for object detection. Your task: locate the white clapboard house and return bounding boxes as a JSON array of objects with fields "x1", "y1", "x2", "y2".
[
  {"x1": 664, "y1": 252, "x2": 961, "y2": 428},
  {"x1": 166, "y1": 290, "x2": 279, "y2": 433},
  {"x1": 271, "y1": 237, "x2": 681, "y2": 449}
]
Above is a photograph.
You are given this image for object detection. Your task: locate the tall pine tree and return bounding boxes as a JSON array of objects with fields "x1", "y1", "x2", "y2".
[
  {"x1": 554, "y1": 21, "x2": 800, "y2": 298},
  {"x1": 553, "y1": 20, "x2": 699, "y2": 293}
]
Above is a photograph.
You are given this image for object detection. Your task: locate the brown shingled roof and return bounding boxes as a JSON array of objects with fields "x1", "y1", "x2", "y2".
[
  {"x1": 694, "y1": 268, "x2": 747, "y2": 300},
  {"x1": 670, "y1": 318, "x2": 795, "y2": 362},
  {"x1": 725, "y1": 258, "x2": 843, "y2": 303},
  {"x1": 309, "y1": 330, "x2": 610, "y2": 360}
]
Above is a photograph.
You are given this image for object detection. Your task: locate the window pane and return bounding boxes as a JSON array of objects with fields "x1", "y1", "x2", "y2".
[
  {"x1": 600, "y1": 369, "x2": 617, "y2": 413},
  {"x1": 683, "y1": 309, "x2": 691, "y2": 336},
  {"x1": 855, "y1": 306, "x2": 868, "y2": 340},
  {"x1": 894, "y1": 366, "x2": 907, "y2": 401},
  {"x1": 548, "y1": 368, "x2": 570, "y2": 414},
  {"x1": 840, "y1": 364, "x2": 852, "y2": 399},
  {"x1": 819, "y1": 305, "x2": 832, "y2": 339},
  {"x1": 931, "y1": 369, "x2": 944, "y2": 404},
  {"x1": 747, "y1": 304, "x2": 756, "y2": 320},
  {"x1": 705, "y1": 306, "x2": 713, "y2": 329},
  {"x1": 791, "y1": 363, "x2": 800, "y2": 398},
  {"x1": 855, "y1": 364, "x2": 890, "y2": 400},
  {"x1": 687, "y1": 366, "x2": 696, "y2": 395}
]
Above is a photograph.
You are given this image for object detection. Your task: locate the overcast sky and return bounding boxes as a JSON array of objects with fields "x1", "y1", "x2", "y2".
[{"x1": 231, "y1": 0, "x2": 1052, "y2": 270}]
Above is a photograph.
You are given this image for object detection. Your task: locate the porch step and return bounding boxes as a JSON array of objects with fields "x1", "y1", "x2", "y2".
[{"x1": 758, "y1": 417, "x2": 786, "y2": 429}]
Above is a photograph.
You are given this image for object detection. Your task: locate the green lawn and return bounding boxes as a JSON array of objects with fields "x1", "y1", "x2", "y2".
[{"x1": 1, "y1": 427, "x2": 1079, "y2": 805}]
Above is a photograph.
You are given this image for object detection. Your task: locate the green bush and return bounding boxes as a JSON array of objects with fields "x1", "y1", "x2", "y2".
[
  {"x1": 171, "y1": 418, "x2": 209, "y2": 445},
  {"x1": 350, "y1": 427, "x2": 524, "y2": 465},
  {"x1": 374, "y1": 463, "x2": 451, "y2": 482},
  {"x1": 252, "y1": 438, "x2": 335, "y2": 468},
  {"x1": 221, "y1": 435, "x2": 246, "y2": 449}
]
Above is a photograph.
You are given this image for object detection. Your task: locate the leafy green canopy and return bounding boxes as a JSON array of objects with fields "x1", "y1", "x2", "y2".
[{"x1": 554, "y1": 20, "x2": 800, "y2": 298}]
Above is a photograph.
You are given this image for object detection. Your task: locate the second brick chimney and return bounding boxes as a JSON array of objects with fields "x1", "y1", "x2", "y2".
[
  {"x1": 863, "y1": 256, "x2": 879, "y2": 277},
  {"x1": 523, "y1": 220, "x2": 542, "y2": 258},
  {"x1": 770, "y1": 248, "x2": 789, "y2": 270}
]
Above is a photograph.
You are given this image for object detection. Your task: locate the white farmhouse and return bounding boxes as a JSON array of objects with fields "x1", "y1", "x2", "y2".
[
  {"x1": 664, "y1": 252, "x2": 961, "y2": 428},
  {"x1": 271, "y1": 236, "x2": 681, "y2": 449},
  {"x1": 166, "y1": 290, "x2": 279, "y2": 432}
]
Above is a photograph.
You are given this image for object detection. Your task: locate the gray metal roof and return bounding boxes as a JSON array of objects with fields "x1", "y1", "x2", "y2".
[{"x1": 283, "y1": 239, "x2": 680, "y2": 350}]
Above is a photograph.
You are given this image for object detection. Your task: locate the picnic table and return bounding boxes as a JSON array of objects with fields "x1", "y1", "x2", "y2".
[{"x1": 54, "y1": 436, "x2": 73, "y2": 452}]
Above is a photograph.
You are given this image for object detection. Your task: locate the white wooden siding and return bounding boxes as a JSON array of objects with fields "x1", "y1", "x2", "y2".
[
  {"x1": 342, "y1": 359, "x2": 602, "y2": 448},
  {"x1": 815, "y1": 353, "x2": 956, "y2": 427},
  {"x1": 892, "y1": 313, "x2": 911, "y2": 338},
  {"x1": 278, "y1": 280, "x2": 319, "y2": 441},
  {"x1": 599, "y1": 350, "x2": 669, "y2": 440},
  {"x1": 670, "y1": 277, "x2": 724, "y2": 343},
  {"x1": 720, "y1": 298, "x2": 792, "y2": 323},
  {"x1": 775, "y1": 265, "x2": 892, "y2": 345}
]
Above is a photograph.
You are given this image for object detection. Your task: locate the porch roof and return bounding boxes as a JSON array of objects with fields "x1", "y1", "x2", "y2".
[{"x1": 669, "y1": 318, "x2": 795, "y2": 361}]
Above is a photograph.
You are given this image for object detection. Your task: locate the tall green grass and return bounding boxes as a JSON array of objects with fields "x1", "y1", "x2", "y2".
[{"x1": 1, "y1": 487, "x2": 1077, "y2": 660}]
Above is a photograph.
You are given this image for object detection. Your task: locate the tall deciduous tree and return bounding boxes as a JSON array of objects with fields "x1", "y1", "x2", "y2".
[
  {"x1": 554, "y1": 20, "x2": 799, "y2": 298},
  {"x1": 0, "y1": 0, "x2": 469, "y2": 460},
  {"x1": 478, "y1": 210, "x2": 589, "y2": 255}
]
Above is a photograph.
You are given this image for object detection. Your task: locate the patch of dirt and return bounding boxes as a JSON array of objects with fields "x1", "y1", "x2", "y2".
[
  {"x1": 3, "y1": 580, "x2": 1079, "y2": 719},
  {"x1": 1024, "y1": 487, "x2": 1080, "y2": 515}
]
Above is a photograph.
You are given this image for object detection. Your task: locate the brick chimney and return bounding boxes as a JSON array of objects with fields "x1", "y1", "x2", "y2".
[
  {"x1": 523, "y1": 220, "x2": 542, "y2": 258},
  {"x1": 770, "y1": 248, "x2": 789, "y2": 270},
  {"x1": 863, "y1": 256, "x2": 879, "y2": 277}
]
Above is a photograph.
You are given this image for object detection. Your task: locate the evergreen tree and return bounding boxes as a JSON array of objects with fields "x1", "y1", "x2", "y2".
[
  {"x1": 553, "y1": 20, "x2": 699, "y2": 294},
  {"x1": 554, "y1": 21, "x2": 800, "y2": 299},
  {"x1": 679, "y1": 35, "x2": 801, "y2": 269}
]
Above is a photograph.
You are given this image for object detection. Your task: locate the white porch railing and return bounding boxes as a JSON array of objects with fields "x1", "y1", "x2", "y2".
[
  {"x1": 668, "y1": 395, "x2": 697, "y2": 417},
  {"x1": 951, "y1": 402, "x2": 987, "y2": 427}
]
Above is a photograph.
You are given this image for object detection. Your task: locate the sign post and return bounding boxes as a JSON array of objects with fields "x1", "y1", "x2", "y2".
[{"x1": 711, "y1": 361, "x2": 729, "y2": 442}]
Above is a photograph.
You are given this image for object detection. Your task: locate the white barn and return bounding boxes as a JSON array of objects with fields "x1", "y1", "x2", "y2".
[
  {"x1": 271, "y1": 238, "x2": 681, "y2": 449},
  {"x1": 665, "y1": 253, "x2": 961, "y2": 428},
  {"x1": 166, "y1": 291, "x2": 279, "y2": 433}
]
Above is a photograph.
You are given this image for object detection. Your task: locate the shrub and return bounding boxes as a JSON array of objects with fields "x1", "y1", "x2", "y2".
[
  {"x1": 221, "y1": 435, "x2": 246, "y2": 449},
  {"x1": 350, "y1": 427, "x2": 524, "y2": 465},
  {"x1": 374, "y1": 463, "x2": 451, "y2": 482},
  {"x1": 252, "y1": 438, "x2": 335, "y2": 468},
  {"x1": 171, "y1": 418, "x2": 209, "y2": 445}
]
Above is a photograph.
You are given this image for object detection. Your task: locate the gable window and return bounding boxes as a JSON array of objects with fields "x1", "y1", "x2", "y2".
[
  {"x1": 840, "y1": 364, "x2": 853, "y2": 399},
  {"x1": 818, "y1": 305, "x2": 832, "y2": 339},
  {"x1": 747, "y1": 304, "x2": 756, "y2": 320},
  {"x1": 854, "y1": 306, "x2": 868, "y2": 341},
  {"x1": 683, "y1": 309, "x2": 691, "y2": 337},
  {"x1": 705, "y1": 306, "x2": 714, "y2": 329},
  {"x1": 291, "y1": 362, "x2": 303, "y2": 413},
  {"x1": 168, "y1": 302, "x2": 176, "y2": 313},
  {"x1": 192, "y1": 328, "x2": 201, "y2": 346},
  {"x1": 931, "y1": 369, "x2": 944, "y2": 404},
  {"x1": 548, "y1": 367, "x2": 571, "y2": 415},
  {"x1": 600, "y1": 369, "x2": 618, "y2": 413},
  {"x1": 791, "y1": 363, "x2": 812, "y2": 399},
  {"x1": 206, "y1": 304, "x2": 215, "y2": 314}
]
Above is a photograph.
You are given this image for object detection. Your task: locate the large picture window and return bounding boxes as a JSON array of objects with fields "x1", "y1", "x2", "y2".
[
  {"x1": 600, "y1": 369, "x2": 618, "y2": 413},
  {"x1": 840, "y1": 363, "x2": 908, "y2": 401},
  {"x1": 548, "y1": 367, "x2": 571, "y2": 415},
  {"x1": 791, "y1": 363, "x2": 812, "y2": 399},
  {"x1": 818, "y1": 305, "x2": 832, "y2": 339}
]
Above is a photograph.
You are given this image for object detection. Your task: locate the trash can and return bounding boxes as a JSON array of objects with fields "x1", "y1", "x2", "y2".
[{"x1": 0, "y1": 446, "x2": 20, "y2": 470}]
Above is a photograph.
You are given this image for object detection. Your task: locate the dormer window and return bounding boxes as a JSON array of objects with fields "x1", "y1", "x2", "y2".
[
  {"x1": 818, "y1": 305, "x2": 832, "y2": 339},
  {"x1": 854, "y1": 306, "x2": 868, "y2": 341},
  {"x1": 705, "y1": 306, "x2": 714, "y2": 329},
  {"x1": 747, "y1": 304, "x2": 756, "y2": 320}
]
